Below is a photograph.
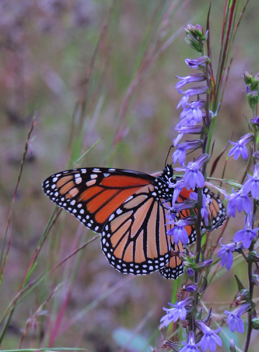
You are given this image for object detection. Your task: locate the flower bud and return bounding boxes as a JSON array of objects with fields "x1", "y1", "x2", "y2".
[
  {"x1": 185, "y1": 24, "x2": 205, "y2": 38},
  {"x1": 252, "y1": 318, "x2": 259, "y2": 330},
  {"x1": 186, "y1": 267, "x2": 195, "y2": 277},
  {"x1": 251, "y1": 274, "x2": 259, "y2": 286},
  {"x1": 243, "y1": 71, "x2": 253, "y2": 85},
  {"x1": 248, "y1": 251, "x2": 259, "y2": 263},
  {"x1": 247, "y1": 91, "x2": 259, "y2": 108},
  {"x1": 196, "y1": 259, "x2": 212, "y2": 269},
  {"x1": 229, "y1": 339, "x2": 237, "y2": 352},
  {"x1": 162, "y1": 340, "x2": 181, "y2": 351},
  {"x1": 235, "y1": 289, "x2": 251, "y2": 304},
  {"x1": 185, "y1": 284, "x2": 197, "y2": 292},
  {"x1": 185, "y1": 34, "x2": 203, "y2": 53},
  {"x1": 251, "y1": 76, "x2": 259, "y2": 91}
]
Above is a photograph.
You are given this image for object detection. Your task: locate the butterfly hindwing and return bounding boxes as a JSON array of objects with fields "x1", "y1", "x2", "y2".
[
  {"x1": 101, "y1": 184, "x2": 171, "y2": 275},
  {"x1": 159, "y1": 241, "x2": 184, "y2": 279},
  {"x1": 42, "y1": 167, "x2": 154, "y2": 233},
  {"x1": 203, "y1": 187, "x2": 226, "y2": 228}
]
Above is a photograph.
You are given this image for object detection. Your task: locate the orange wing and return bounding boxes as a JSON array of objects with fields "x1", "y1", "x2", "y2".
[{"x1": 42, "y1": 167, "x2": 154, "y2": 233}]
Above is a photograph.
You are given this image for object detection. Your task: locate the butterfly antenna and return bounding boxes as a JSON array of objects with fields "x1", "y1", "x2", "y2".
[{"x1": 165, "y1": 145, "x2": 174, "y2": 167}]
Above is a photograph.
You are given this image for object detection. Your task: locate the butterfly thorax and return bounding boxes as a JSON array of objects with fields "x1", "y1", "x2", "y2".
[{"x1": 152, "y1": 164, "x2": 176, "y2": 201}]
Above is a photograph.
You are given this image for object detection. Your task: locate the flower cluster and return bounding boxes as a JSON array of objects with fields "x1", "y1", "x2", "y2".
[
  {"x1": 160, "y1": 15, "x2": 259, "y2": 352},
  {"x1": 167, "y1": 23, "x2": 213, "y2": 247}
]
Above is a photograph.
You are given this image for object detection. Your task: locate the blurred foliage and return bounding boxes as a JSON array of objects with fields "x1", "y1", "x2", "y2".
[{"x1": 0, "y1": 0, "x2": 259, "y2": 351}]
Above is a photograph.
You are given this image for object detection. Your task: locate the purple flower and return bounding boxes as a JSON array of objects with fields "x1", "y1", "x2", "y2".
[
  {"x1": 177, "y1": 95, "x2": 189, "y2": 109},
  {"x1": 173, "y1": 146, "x2": 186, "y2": 165},
  {"x1": 180, "y1": 100, "x2": 205, "y2": 120},
  {"x1": 190, "y1": 191, "x2": 210, "y2": 226},
  {"x1": 250, "y1": 116, "x2": 259, "y2": 125},
  {"x1": 176, "y1": 110, "x2": 203, "y2": 129},
  {"x1": 177, "y1": 86, "x2": 208, "y2": 97},
  {"x1": 175, "y1": 125, "x2": 203, "y2": 134},
  {"x1": 173, "y1": 132, "x2": 184, "y2": 146},
  {"x1": 228, "y1": 133, "x2": 253, "y2": 160},
  {"x1": 167, "y1": 217, "x2": 196, "y2": 245},
  {"x1": 185, "y1": 284, "x2": 196, "y2": 292},
  {"x1": 182, "y1": 154, "x2": 209, "y2": 189},
  {"x1": 160, "y1": 297, "x2": 193, "y2": 327},
  {"x1": 218, "y1": 238, "x2": 236, "y2": 270},
  {"x1": 196, "y1": 321, "x2": 222, "y2": 352},
  {"x1": 172, "y1": 140, "x2": 203, "y2": 165},
  {"x1": 185, "y1": 56, "x2": 210, "y2": 69},
  {"x1": 196, "y1": 259, "x2": 213, "y2": 269},
  {"x1": 175, "y1": 73, "x2": 205, "y2": 89},
  {"x1": 243, "y1": 164, "x2": 259, "y2": 199},
  {"x1": 234, "y1": 213, "x2": 259, "y2": 249},
  {"x1": 180, "y1": 332, "x2": 201, "y2": 352},
  {"x1": 234, "y1": 228, "x2": 258, "y2": 249},
  {"x1": 173, "y1": 200, "x2": 196, "y2": 213},
  {"x1": 168, "y1": 179, "x2": 188, "y2": 206},
  {"x1": 227, "y1": 188, "x2": 252, "y2": 218},
  {"x1": 224, "y1": 304, "x2": 250, "y2": 333}
]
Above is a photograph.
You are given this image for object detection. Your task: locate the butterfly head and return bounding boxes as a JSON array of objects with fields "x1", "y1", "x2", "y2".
[{"x1": 152, "y1": 164, "x2": 176, "y2": 200}]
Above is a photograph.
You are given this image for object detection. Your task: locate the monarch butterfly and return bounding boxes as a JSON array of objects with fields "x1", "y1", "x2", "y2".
[{"x1": 42, "y1": 164, "x2": 226, "y2": 279}]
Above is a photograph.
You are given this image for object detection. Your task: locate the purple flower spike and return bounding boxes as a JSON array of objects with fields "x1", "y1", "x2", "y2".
[
  {"x1": 178, "y1": 86, "x2": 208, "y2": 97},
  {"x1": 224, "y1": 304, "x2": 250, "y2": 333},
  {"x1": 185, "y1": 56, "x2": 210, "y2": 69},
  {"x1": 160, "y1": 297, "x2": 193, "y2": 328},
  {"x1": 218, "y1": 238, "x2": 236, "y2": 270},
  {"x1": 227, "y1": 188, "x2": 252, "y2": 218},
  {"x1": 228, "y1": 133, "x2": 253, "y2": 160},
  {"x1": 180, "y1": 331, "x2": 201, "y2": 352},
  {"x1": 234, "y1": 213, "x2": 259, "y2": 249},
  {"x1": 183, "y1": 154, "x2": 209, "y2": 189},
  {"x1": 175, "y1": 73, "x2": 206, "y2": 89},
  {"x1": 167, "y1": 217, "x2": 196, "y2": 245},
  {"x1": 243, "y1": 164, "x2": 259, "y2": 199},
  {"x1": 196, "y1": 321, "x2": 222, "y2": 352}
]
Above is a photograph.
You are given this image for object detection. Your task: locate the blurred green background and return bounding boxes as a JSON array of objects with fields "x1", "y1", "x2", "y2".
[{"x1": 0, "y1": 0, "x2": 259, "y2": 350}]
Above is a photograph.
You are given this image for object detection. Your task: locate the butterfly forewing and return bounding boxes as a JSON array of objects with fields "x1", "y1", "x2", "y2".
[
  {"x1": 42, "y1": 167, "x2": 154, "y2": 233},
  {"x1": 101, "y1": 184, "x2": 171, "y2": 275}
]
